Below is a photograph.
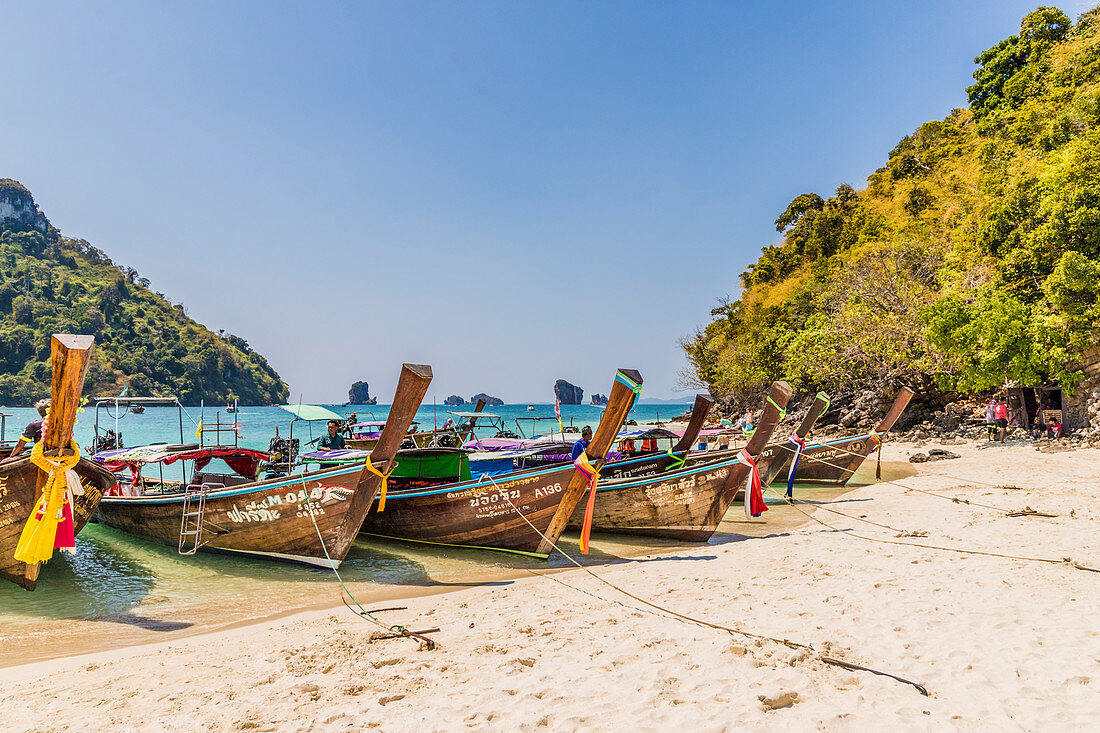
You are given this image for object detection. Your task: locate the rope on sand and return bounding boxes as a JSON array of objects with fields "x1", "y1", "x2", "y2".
[
  {"x1": 789, "y1": 437, "x2": 1061, "y2": 517},
  {"x1": 472, "y1": 474, "x2": 931, "y2": 697},
  {"x1": 761, "y1": 483, "x2": 1100, "y2": 574},
  {"x1": 302, "y1": 477, "x2": 438, "y2": 649}
]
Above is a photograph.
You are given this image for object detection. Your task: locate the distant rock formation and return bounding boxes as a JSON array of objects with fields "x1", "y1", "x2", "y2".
[
  {"x1": 0, "y1": 179, "x2": 50, "y2": 234},
  {"x1": 590, "y1": 393, "x2": 608, "y2": 406},
  {"x1": 554, "y1": 380, "x2": 583, "y2": 405},
  {"x1": 348, "y1": 381, "x2": 377, "y2": 404},
  {"x1": 471, "y1": 392, "x2": 504, "y2": 406},
  {"x1": 443, "y1": 395, "x2": 465, "y2": 406}
]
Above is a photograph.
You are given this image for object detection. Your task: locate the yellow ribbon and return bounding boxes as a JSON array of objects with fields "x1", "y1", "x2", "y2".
[
  {"x1": 575, "y1": 452, "x2": 602, "y2": 554},
  {"x1": 365, "y1": 459, "x2": 396, "y2": 512},
  {"x1": 14, "y1": 440, "x2": 82, "y2": 565}
]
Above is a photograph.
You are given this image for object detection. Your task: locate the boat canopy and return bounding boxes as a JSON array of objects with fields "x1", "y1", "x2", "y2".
[
  {"x1": 93, "y1": 445, "x2": 270, "y2": 481},
  {"x1": 92, "y1": 396, "x2": 181, "y2": 405},
  {"x1": 351, "y1": 420, "x2": 388, "y2": 428},
  {"x1": 279, "y1": 404, "x2": 344, "y2": 422}
]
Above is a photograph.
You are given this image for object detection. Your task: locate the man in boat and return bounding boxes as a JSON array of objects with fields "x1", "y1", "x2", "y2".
[
  {"x1": 317, "y1": 419, "x2": 347, "y2": 451},
  {"x1": 7, "y1": 399, "x2": 49, "y2": 459},
  {"x1": 570, "y1": 425, "x2": 592, "y2": 461}
]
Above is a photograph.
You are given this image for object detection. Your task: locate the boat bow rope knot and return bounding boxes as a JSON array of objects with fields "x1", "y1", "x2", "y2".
[
  {"x1": 786, "y1": 435, "x2": 807, "y2": 499},
  {"x1": 366, "y1": 460, "x2": 397, "y2": 512},
  {"x1": 737, "y1": 448, "x2": 768, "y2": 519},
  {"x1": 15, "y1": 440, "x2": 84, "y2": 565},
  {"x1": 575, "y1": 452, "x2": 602, "y2": 555},
  {"x1": 663, "y1": 448, "x2": 686, "y2": 471}
]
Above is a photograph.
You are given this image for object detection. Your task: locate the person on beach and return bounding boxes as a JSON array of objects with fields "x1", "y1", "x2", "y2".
[
  {"x1": 7, "y1": 399, "x2": 49, "y2": 459},
  {"x1": 317, "y1": 419, "x2": 347, "y2": 451},
  {"x1": 737, "y1": 410, "x2": 754, "y2": 434},
  {"x1": 984, "y1": 400, "x2": 998, "y2": 440},
  {"x1": 571, "y1": 425, "x2": 593, "y2": 461},
  {"x1": 1046, "y1": 417, "x2": 1063, "y2": 439},
  {"x1": 993, "y1": 398, "x2": 1009, "y2": 442}
]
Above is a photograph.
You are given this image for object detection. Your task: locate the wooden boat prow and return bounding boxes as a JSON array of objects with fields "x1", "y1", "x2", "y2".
[
  {"x1": 0, "y1": 334, "x2": 117, "y2": 591},
  {"x1": 791, "y1": 386, "x2": 915, "y2": 485},
  {"x1": 537, "y1": 368, "x2": 642, "y2": 554}
]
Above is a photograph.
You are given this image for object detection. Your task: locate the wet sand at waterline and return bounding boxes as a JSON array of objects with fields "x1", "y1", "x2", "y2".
[{"x1": 2, "y1": 442, "x2": 1097, "y2": 730}]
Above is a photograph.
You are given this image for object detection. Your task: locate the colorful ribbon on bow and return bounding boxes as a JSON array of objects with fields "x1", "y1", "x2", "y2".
[
  {"x1": 365, "y1": 459, "x2": 397, "y2": 512},
  {"x1": 663, "y1": 448, "x2": 686, "y2": 471},
  {"x1": 738, "y1": 448, "x2": 767, "y2": 519},
  {"x1": 786, "y1": 434, "x2": 807, "y2": 498},
  {"x1": 14, "y1": 439, "x2": 83, "y2": 565},
  {"x1": 869, "y1": 430, "x2": 883, "y2": 479},
  {"x1": 575, "y1": 452, "x2": 601, "y2": 554},
  {"x1": 615, "y1": 371, "x2": 642, "y2": 409}
]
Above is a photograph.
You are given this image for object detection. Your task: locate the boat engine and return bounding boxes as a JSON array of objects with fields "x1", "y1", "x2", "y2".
[
  {"x1": 265, "y1": 436, "x2": 299, "y2": 477},
  {"x1": 89, "y1": 429, "x2": 123, "y2": 454}
]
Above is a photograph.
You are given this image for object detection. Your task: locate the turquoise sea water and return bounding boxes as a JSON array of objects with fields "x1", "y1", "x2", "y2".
[
  {"x1": 0, "y1": 401, "x2": 693, "y2": 453},
  {"x1": 0, "y1": 400, "x2": 911, "y2": 667}
]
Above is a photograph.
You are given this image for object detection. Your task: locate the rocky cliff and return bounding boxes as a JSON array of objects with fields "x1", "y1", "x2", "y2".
[
  {"x1": 470, "y1": 392, "x2": 503, "y2": 406},
  {"x1": 590, "y1": 393, "x2": 608, "y2": 406},
  {"x1": 0, "y1": 179, "x2": 50, "y2": 234},
  {"x1": 348, "y1": 381, "x2": 377, "y2": 404},
  {"x1": 554, "y1": 380, "x2": 583, "y2": 405}
]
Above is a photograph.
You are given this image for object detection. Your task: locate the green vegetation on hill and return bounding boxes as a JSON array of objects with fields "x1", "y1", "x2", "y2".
[
  {"x1": 0, "y1": 179, "x2": 289, "y2": 405},
  {"x1": 683, "y1": 6, "x2": 1100, "y2": 399}
]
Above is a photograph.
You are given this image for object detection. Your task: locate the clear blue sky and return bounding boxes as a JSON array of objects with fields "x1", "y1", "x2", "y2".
[{"x1": 0, "y1": 1, "x2": 1066, "y2": 402}]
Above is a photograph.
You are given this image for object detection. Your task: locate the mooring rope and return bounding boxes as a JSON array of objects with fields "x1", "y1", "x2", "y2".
[
  {"x1": 302, "y1": 477, "x2": 437, "y2": 648},
  {"x1": 785, "y1": 435, "x2": 1060, "y2": 517},
  {"x1": 471, "y1": 473, "x2": 930, "y2": 696},
  {"x1": 760, "y1": 483, "x2": 1099, "y2": 573}
]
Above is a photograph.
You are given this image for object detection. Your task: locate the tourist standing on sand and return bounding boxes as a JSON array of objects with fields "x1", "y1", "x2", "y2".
[
  {"x1": 993, "y1": 398, "x2": 1009, "y2": 442},
  {"x1": 984, "y1": 400, "x2": 998, "y2": 440},
  {"x1": 571, "y1": 425, "x2": 592, "y2": 461},
  {"x1": 7, "y1": 399, "x2": 49, "y2": 459}
]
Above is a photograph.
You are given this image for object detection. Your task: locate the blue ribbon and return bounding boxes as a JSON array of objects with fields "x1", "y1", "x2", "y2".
[{"x1": 786, "y1": 434, "x2": 806, "y2": 498}]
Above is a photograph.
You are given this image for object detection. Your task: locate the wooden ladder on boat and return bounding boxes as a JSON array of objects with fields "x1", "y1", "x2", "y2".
[{"x1": 179, "y1": 482, "x2": 220, "y2": 554}]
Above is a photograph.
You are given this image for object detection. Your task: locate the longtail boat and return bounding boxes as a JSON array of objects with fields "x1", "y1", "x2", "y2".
[
  {"x1": 789, "y1": 387, "x2": 915, "y2": 485},
  {"x1": 749, "y1": 391, "x2": 831, "y2": 487},
  {"x1": 359, "y1": 369, "x2": 642, "y2": 557},
  {"x1": 0, "y1": 335, "x2": 117, "y2": 591},
  {"x1": 564, "y1": 381, "x2": 792, "y2": 540},
  {"x1": 346, "y1": 399, "x2": 487, "y2": 450},
  {"x1": 94, "y1": 363, "x2": 432, "y2": 568},
  {"x1": 684, "y1": 390, "x2": 832, "y2": 498}
]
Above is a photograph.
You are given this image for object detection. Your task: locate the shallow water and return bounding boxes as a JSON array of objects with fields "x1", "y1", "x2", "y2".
[{"x1": 0, "y1": 457, "x2": 913, "y2": 666}]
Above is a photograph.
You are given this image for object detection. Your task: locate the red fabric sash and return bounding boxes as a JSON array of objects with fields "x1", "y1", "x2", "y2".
[{"x1": 739, "y1": 448, "x2": 767, "y2": 518}]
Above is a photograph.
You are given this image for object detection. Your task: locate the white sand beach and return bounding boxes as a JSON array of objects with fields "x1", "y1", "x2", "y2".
[{"x1": 1, "y1": 441, "x2": 1097, "y2": 731}]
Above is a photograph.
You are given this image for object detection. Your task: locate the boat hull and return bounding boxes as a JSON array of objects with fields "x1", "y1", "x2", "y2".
[
  {"x1": 360, "y1": 463, "x2": 580, "y2": 556},
  {"x1": 566, "y1": 454, "x2": 747, "y2": 540},
  {"x1": 788, "y1": 434, "x2": 879, "y2": 485},
  {"x1": 96, "y1": 464, "x2": 370, "y2": 568},
  {"x1": 0, "y1": 457, "x2": 117, "y2": 590}
]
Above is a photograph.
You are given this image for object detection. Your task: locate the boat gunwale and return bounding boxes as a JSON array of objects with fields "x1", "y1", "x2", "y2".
[{"x1": 97, "y1": 462, "x2": 366, "y2": 505}]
